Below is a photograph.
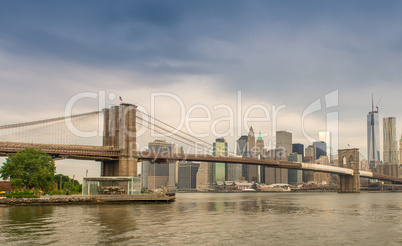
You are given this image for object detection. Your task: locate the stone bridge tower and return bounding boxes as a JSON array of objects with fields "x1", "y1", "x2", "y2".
[
  {"x1": 101, "y1": 103, "x2": 138, "y2": 177},
  {"x1": 337, "y1": 148, "x2": 360, "y2": 193}
]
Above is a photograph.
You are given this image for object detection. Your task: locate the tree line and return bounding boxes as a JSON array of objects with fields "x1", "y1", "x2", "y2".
[{"x1": 0, "y1": 148, "x2": 80, "y2": 193}]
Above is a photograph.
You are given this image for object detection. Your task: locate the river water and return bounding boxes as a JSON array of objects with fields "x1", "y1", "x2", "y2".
[{"x1": 0, "y1": 192, "x2": 401, "y2": 245}]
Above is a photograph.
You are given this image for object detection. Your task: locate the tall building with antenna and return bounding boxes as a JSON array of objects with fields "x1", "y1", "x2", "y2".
[{"x1": 367, "y1": 95, "x2": 380, "y2": 166}]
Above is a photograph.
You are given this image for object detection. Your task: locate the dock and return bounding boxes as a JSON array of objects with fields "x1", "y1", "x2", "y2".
[{"x1": 0, "y1": 194, "x2": 175, "y2": 206}]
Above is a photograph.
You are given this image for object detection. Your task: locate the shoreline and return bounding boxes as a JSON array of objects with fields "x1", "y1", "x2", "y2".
[{"x1": 177, "y1": 189, "x2": 402, "y2": 193}]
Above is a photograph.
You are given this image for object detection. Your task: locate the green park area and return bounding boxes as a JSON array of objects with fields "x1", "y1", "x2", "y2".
[{"x1": 0, "y1": 148, "x2": 81, "y2": 198}]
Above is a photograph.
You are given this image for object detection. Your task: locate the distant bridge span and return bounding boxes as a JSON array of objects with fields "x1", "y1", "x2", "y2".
[
  {"x1": 137, "y1": 152, "x2": 402, "y2": 183},
  {"x1": 137, "y1": 152, "x2": 355, "y2": 175}
]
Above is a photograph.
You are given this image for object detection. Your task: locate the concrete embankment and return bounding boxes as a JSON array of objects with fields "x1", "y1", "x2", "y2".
[{"x1": 0, "y1": 195, "x2": 175, "y2": 206}]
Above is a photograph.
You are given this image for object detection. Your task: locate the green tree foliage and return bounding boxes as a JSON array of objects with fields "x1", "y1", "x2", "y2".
[
  {"x1": 71, "y1": 184, "x2": 82, "y2": 193},
  {"x1": 0, "y1": 148, "x2": 56, "y2": 192},
  {"x1": 64, "y1": 181, "x2": 72, "y2": 189},
  {"x1": 54, "y1": 174, "x2": 70, "y2": 189},
  {"x1": 54, "y1": 174, "x2": 80, "y2": 189}
]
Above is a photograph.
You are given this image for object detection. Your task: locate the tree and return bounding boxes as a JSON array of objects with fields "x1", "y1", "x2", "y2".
[
  {"x1": 64, "y1": 181, "x2": 72, "y2": 189},
  {"x1": 0, "y1": 148, "x2": 56, "y2": 192},
  {"x1": 54, "y1": 174, "x2": 70, "y2": 189},
  {"x1": 54, "y1": 174, "x2": 80, "y2": 189}
]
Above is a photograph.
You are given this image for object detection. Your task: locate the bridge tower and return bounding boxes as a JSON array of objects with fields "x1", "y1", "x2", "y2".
[
  {"x1": 337, "y1": 148, "x2": 360, "y2": 193},
  {"x1": 101, "y1": 103, "x2": 138, "y2": 177}
]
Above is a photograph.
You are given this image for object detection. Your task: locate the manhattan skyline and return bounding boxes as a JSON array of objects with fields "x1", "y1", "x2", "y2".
[{"x1": 0, "y1": 1, "x2": 401, "y2": 179}]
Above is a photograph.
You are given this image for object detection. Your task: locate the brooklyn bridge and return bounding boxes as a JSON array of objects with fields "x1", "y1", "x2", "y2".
[{"x1": 1, "y1": 103, "x2": 401, "y2": 192}]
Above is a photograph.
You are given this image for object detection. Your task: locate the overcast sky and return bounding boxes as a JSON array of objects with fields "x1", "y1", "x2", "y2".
[{"x1": 1, "y1": 1, "x2": 401, "y2": 180}]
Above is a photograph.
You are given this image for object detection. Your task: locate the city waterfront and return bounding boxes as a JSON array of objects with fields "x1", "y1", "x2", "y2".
[{"x1": 1, "y1": 192, "x2": 401, "y2": 245}]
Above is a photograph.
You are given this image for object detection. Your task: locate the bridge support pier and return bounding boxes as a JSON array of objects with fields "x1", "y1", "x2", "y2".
[
  {"x1": 338, "y1": 174, "x2": 360, "y2": 193},
  {"x1": 101, "y1": 158, "x2": 138, "y2": 177},
  {"x1": 338, "y1": 148, "x2": 360, "y2": 193},
  {"x1": 102, "y1": 103, "x2": 138, "y2": 177},
  {"x1": 101, "y1": 160, "x2": 118, "y2": 176}
]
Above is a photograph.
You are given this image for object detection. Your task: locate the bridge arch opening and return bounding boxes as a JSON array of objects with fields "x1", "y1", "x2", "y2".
[
  {"x1": 342, "y1": 156, "x2": 346, "y2": 167},
  {"x1": 350, "y1": 155, "x2": 354, "y2": 169}
]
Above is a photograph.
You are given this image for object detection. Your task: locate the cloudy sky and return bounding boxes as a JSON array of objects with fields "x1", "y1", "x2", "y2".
[{"x1": 1, "y1": 1, "x2": 401, "y2": 179}]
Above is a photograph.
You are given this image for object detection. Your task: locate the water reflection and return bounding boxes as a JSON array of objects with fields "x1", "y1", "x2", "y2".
[
  {"x1": 0, "y1": 193, "x2": 401, "y2": 245},
  {"x1": 1, "y1": 206, "x2": 55, "y2": 245},
  {"x1": 82, "y1": 205, "x2": 139, "y2": 244}
]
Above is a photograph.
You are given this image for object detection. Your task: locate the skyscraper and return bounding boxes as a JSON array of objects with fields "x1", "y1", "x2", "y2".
[
  {"x1": 292, "y1": 143, "x2": 304, "y2": 157},
  {"x1": 256, "y1": 131, "x2": 264, "y2": 156},
  {"x1": 256, "y1": 131, "x2": 265, "y2": 183},
  {"x1": 383, "y1": 117, "x2": 398, "y2": 165},
  {"x1": 264, "y1": 148, "x2": 288, "y2": 184},
  {"x1": 264, "y1": 130, "x2": 291, "y2": 184},
  {"x1": 236, "y1": 135, "x2": 248, "y2": 156},
  {"x1": 319, "y1": 131, "x2": 332, "y2": 162},
  {"x1": 305, "y1": 145, "x2": 317, "y2": 161},
  {"x1": 178, "y1": 162, "x2": 199, "y2": 190},
  {"x1": 174, "y1": 146, "x2": 184, "y2": 186},
  {"x1": 227, "y1": 163, "x2": 243, "y2": 181},
  {"x1": 213, "y1": 138, "x2": 228, "y2": 182},
  {"x1": 276, "y1": 131, "x2": 292, "y2": 155},
  {"x1": 313, "y1": 141, "x2": 327, "y2": 160},
  {"x1": 303, "y1": 145, "x2": 316, "y2": 182},
  {"x1": 146, "y1": 140, "x2": 174, "y2": 189},
  {"x1": 236, "y1": 135, "x2": 248, "y2": 179},
  {"x1": 247, "y1": 127, "x2": 258, "y2": 182},
  {"x1": 248, "y1": 127, "x2": 256, "y2": 155},
  {"x1": 367, "y1": 96, "x2": 380, "y2": 165},
  {"x1": 196, "y1": 162, "x2": 213, "y2": 191},
  {"x1": 400, "y1": 134, "x2": 402, "y2": 165},
  {"x1": 314, "y1": 156, "x2": 331, "y2": 185},
  {"x1": 288, "y1": 153, "x2": 303, "y2": 185}
]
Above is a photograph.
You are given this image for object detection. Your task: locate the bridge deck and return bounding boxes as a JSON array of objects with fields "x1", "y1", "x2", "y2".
[
  {"x1": 137, "y1": 152, "x2": 354, "y2": 175},
  {"x1": 0, "y1": 141, "x2": 119, "y2": 160},
  {"x1": 1, "y1": 141, "x2": 401, "y2": 183}
]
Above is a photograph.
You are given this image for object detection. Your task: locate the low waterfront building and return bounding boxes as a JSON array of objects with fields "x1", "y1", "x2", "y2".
[{"x1": 82, "y1": 176, "x2": 141, "y2": 195}]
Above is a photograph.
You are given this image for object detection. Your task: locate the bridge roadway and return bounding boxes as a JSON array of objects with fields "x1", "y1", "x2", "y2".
[
  {"x1": 138, "y1": 152, "x2": 402, "y2": 183},
  {"x1": 137, "y1": 151, "x2": 355, "y2": 175},
  {"x1": 1, "y1": 141, "x2": 401, "y2": 183},
  {"x1": 0, "y1": 141, "x2": 119, "y2": 160}
]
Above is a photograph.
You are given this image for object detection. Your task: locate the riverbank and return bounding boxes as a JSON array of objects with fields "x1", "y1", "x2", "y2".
[
  {"x1": 0, "y1": 194, "x2": 175, "y2": 206},
  {"x1": 178, "y1": 189, "x2": 402, "y2": 193}
]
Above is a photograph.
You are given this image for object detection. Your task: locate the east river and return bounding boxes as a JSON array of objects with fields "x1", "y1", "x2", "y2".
[{"x1": 0, "y1": 192, "x2": 401, "y2": 245}]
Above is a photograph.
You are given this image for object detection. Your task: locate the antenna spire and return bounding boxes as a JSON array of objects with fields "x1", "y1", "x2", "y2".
[{"x1": 372, "y1": 93, "x2": 374, "y2": 112}]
